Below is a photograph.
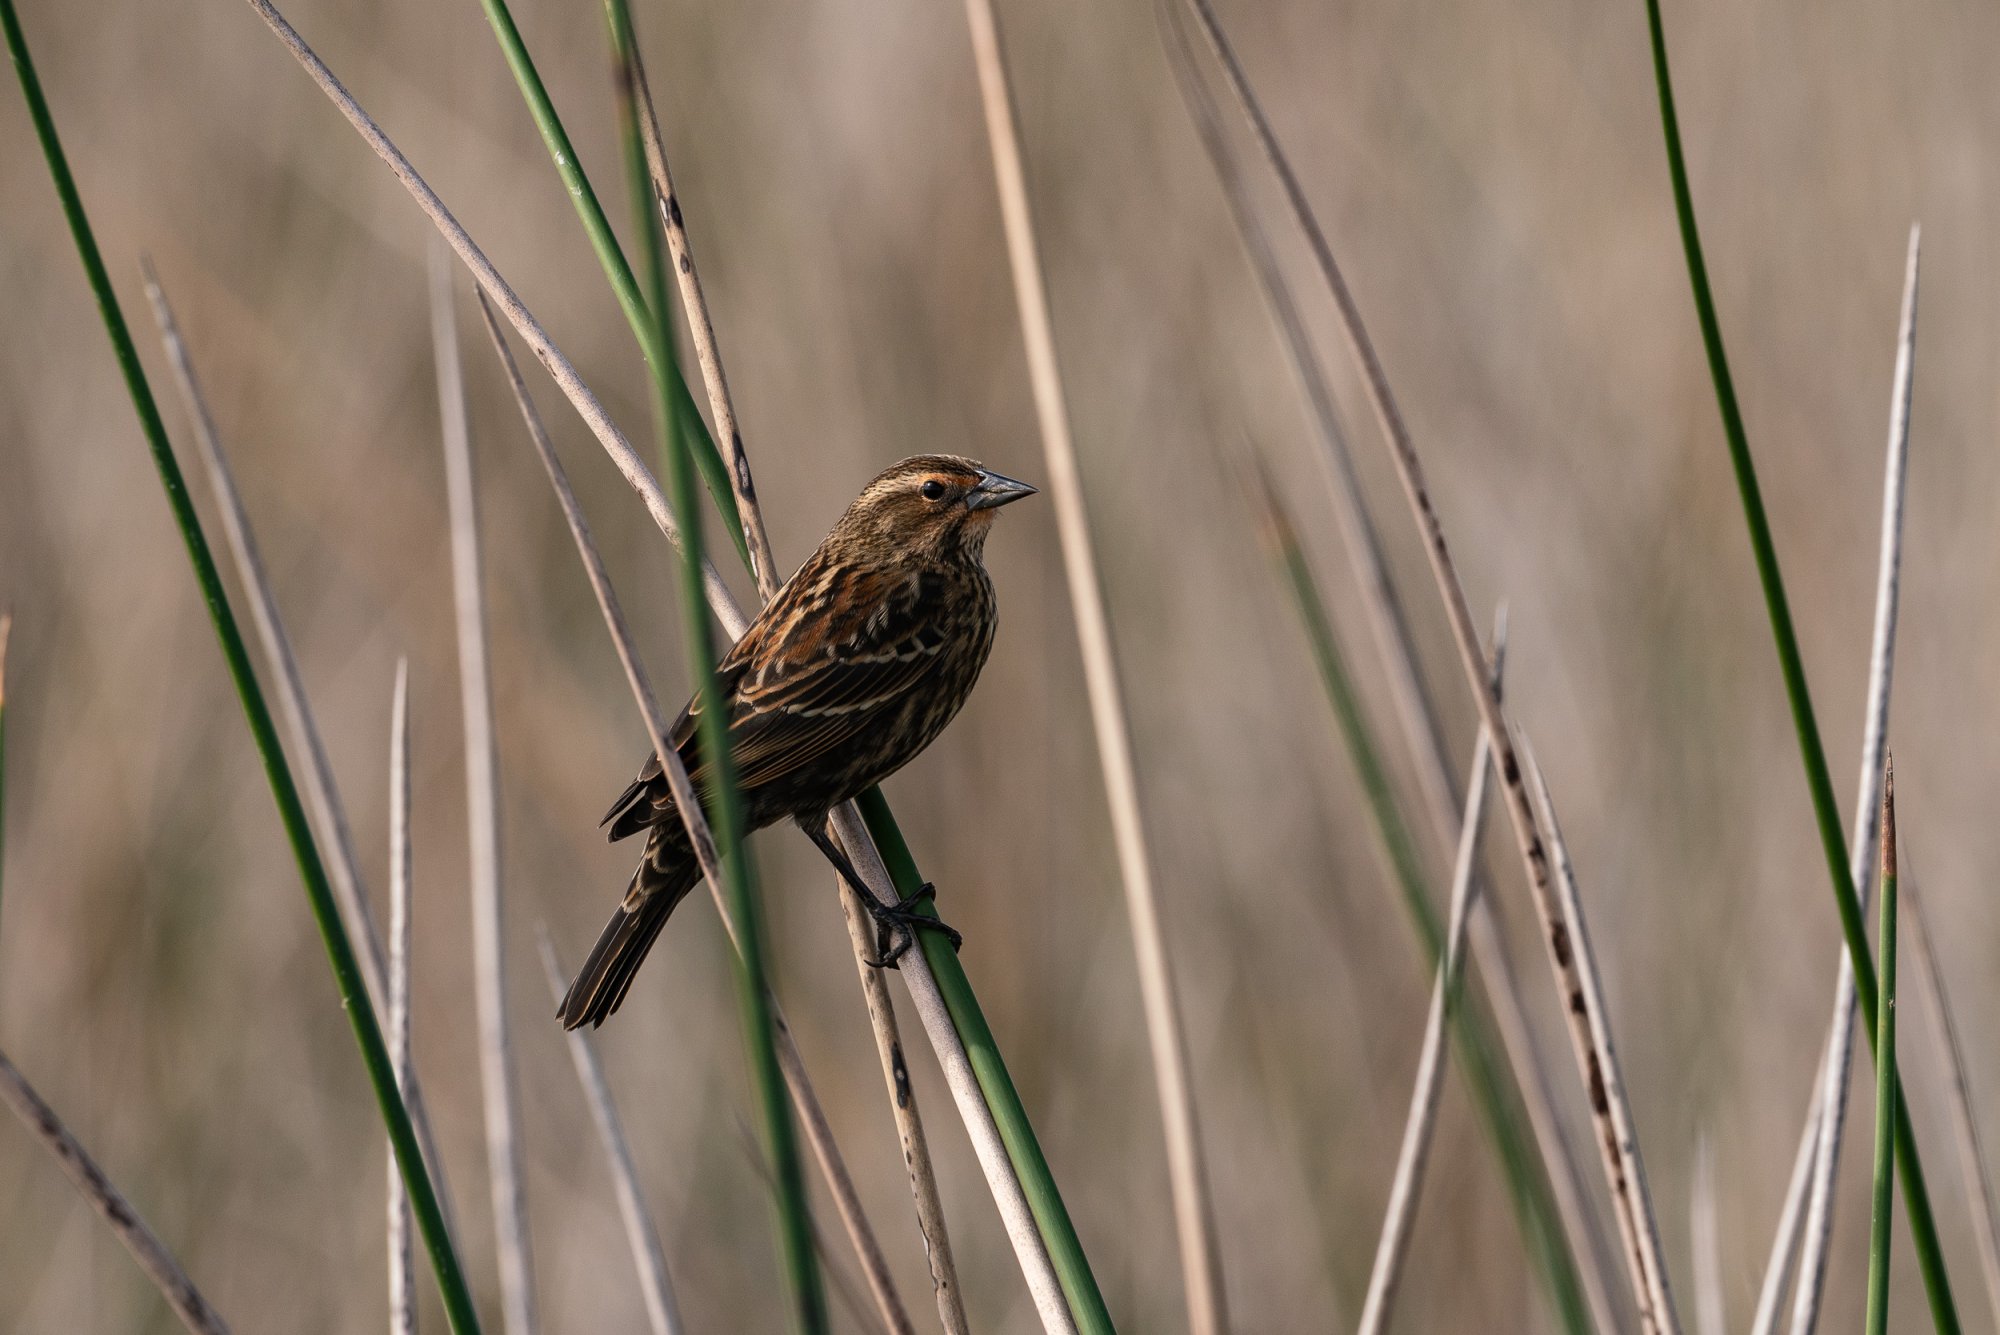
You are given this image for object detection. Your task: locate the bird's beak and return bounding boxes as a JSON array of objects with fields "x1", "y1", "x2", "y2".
[{"x1": 966, "y1": 470, "x2": 1038, "y2": 510}]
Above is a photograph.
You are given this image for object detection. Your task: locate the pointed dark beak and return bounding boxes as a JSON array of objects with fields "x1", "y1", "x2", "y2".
[{"x1": 966, "y1": 469, "x2": 1038, "y2": 510}]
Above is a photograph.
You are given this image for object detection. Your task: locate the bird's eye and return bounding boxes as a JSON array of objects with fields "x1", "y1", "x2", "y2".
[{"x1": 920, "y1": 480, "x2": 947, "y2": 501}]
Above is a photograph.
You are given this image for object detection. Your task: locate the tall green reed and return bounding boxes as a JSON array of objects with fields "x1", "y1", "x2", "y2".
[
  {"x1": 0, "y1": 5, "x2": 479, "y2": 1330},
  {"x1": 589, "y1": 5, "x2": 823, "y2": 1324},
  {"x1": 1639, "y1": 3, "x2": 1957, "y2": 1328},
  {"x1": 0, "y1": 5, "x2": 484, "y2": 1327}
]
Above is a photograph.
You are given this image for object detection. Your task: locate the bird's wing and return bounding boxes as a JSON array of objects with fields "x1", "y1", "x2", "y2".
[
  {"x1": 601, "y1": 564, "x2": 951, "y2": 838},
  {"x1": 720, "y1": 564, "x2": 953, "y2": 791}
]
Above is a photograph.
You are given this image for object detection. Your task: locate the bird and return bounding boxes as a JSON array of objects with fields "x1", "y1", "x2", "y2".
[{"x1": 559, "y1": 454, "x2": 1037, "y2": 1029}]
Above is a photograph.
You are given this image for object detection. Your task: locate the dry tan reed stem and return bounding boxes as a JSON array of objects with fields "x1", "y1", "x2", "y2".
[
  {"x1": 1184, "y1": 0, "x2": 1681, "y2": 1325},
  {"x1": 430, "y1": 246, "x2": 540, "y2": 1335},
  {"x1": 1161, "y1": 20, "x2": 1620, "y2": 1322},
  {"x1": 1784, "y1": 225, "x2": 1920, "y2": 1335},
  {"x1": 835, "y1": 878, "x2": 972, "y2": 1334},
  {"x1": 466, "y1": 290, "x2": 918, "y2": 1335},
  {"x1": 1904, "y1": 875, "x2": 2000, "y2": 1331},
  {"x1": 622, "y1": 46, "x2": 779, "y2": 602},
  {"x1": 238, "y1": 0, "x2": 736, "y2": 623},
  {"x1": 822, "y1": 801, "x2": 1076, "y2": 1332},
  {"x1": 1750, "y1": 1064, "x2": 1820, "y2": 1334},
  {"x1": 533, "y1": 930, "x2": 685, "y2": 1335},
  {"x1": 138, "y1": 263, "x2": 458, "y2": 1237},
  {"x1": 959, "y1": 2, "x2": 1229, "y2": 1330},
  {"x1": 139, "y1": 260, "x2": 381, "y2": 973},
  {"x1": 0, "y1": 1047, "x2": 231, "y2": 1334},
  {"x1": 387, "y1": 660, "x2": 416, "y2": 1335},
  {"x1": 1358, "y1": 613, "x2": 1504, "y2": 1335},
  {"x1": 1473, "y1": 918, "x2": 1623, "y2": 1335},
  {"x1": 1524, "y1": 745, "x2": 1680, "y2": 1333},
  {"x1": 623, "y1": 40, "x2": 967, "y2": 1326},
  {"x1": 778, "y1": 1029, "x2": 916, "y2": 1335},
  {"x1": 1691, "y1": 1136, "x2": 1725, "y2": 1335}
]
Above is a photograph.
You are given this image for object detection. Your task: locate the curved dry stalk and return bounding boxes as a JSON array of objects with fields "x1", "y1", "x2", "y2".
[
  {"x1": 1183, "y1": 0, "x2": 1678, "y2": 1328},
  {"x1": 138, "y1": 265, "x2": 457, "y2": 1235},
  {"x1": 469, "y1": 291, "x2": 922, "y2": 1335},
  {"x1": 141, "y1": 259, "x2": 377, "y2": 973},
  {"x1": 959, "y1": 2, "x2": 1228, "y2": 1330},
  {"x1": 835, "y1": 878, "x2": 971, "y2": 1334},
  {"x1": 1358, "y1": 613, "x2": 1505, "y2": 1335},
  {"x1": 387, "y1": 659, "x2": 416, "y2": 1335},
  {"x1": 620, "y1": 43, "x2": 778, "y2": 602},
  {"x1": 1164, "y1": 20, "x2": 1618, "y2": 1327},
  {"x1": 238, "y1": 0, "x2": 736, "y2": 629},
  {"x1": 0, "y1": 1047, "x2": 231, "y2": 1335},
  {"x1": 431, "y1": 247, "x2": 540, "y2": 1335},
  {"x1": 1904, "y1": 874, "x2": 2000, "y2": 1330},
  {"x1": 1784, "y1": 225, "x2": 1920, "y2": 1335},
  {"x1": 534, "y1": 929, "x2": 684, "y2": 1335},
  {"x1": 1525, "y1": 745, "x2": 1680, "y2": 1333}
]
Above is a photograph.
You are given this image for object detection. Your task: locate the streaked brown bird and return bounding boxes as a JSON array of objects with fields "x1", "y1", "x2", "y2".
[{"x1": 560, "y1": 455, "x2": 1037, "y2": 1029}]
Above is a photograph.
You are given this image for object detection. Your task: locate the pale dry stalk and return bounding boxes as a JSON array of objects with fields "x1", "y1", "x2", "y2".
[
  {"x1": 0, "y1": 1048, "x2": 231, "y2": 1335},
  {"x1": 1184, "y1": 0, "x2": 1682, "y2": 1324},
  {"x1": 1784, "y1": 227, "x2": 1920, "y2": 1335},
  {"x1": 138, "y1": 264, "x2": 459, "y2": 1238},
  {"x1": 431, "y1": 245, "x2": 540, "y2": 1335},
  {"x1": 534, "y1": 930, "x2": 686, "y2": 1335},
  {"x1": 960, "y1": 1, "x2": 1229, "y2": 1329},
  {"x1": 1357, "y1": 614, "x2": 1504, "y2": 1335},
  {"x1": 387, "y1": 660, "x2": 416, "y2": 1335}
]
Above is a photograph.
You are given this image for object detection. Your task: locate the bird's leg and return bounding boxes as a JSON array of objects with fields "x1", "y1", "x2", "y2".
[{"x1": 798, "y1": 817, "x2": 962, "y2": 967}]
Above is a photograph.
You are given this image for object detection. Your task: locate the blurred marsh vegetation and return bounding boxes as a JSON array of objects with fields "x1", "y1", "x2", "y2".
[{"x1": 2, "y1": 0, "x2": 1998, "y2": 1329}]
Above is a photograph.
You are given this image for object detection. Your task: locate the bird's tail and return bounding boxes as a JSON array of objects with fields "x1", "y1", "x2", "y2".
[{"x1": 559, "y1": 826, "x2": 701, "y2": 1030}]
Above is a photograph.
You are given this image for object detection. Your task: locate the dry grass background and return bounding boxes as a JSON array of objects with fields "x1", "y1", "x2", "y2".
[{"x1": 2, "y1": 0, "x2": 1998, "y2": 1330}]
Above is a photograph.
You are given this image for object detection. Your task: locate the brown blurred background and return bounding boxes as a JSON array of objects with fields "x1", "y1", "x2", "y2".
[{"x1": 3, "y1": 0, "x2": 1997, "y2": 1329}]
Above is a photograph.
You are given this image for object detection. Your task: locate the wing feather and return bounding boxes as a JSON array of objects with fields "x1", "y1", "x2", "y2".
[{"x1": 603, "y1": 561, "x2": 955, "y2": 837}]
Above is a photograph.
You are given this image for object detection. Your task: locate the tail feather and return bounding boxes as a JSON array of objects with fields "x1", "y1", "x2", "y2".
[{"x1": 560, "y1": 831, "x2": 700, "y2": 1029}]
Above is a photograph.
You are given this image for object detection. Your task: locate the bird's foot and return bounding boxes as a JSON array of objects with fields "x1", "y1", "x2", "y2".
[{"x1": 863, "y1": 883, "x2": 962, "y2": 967}]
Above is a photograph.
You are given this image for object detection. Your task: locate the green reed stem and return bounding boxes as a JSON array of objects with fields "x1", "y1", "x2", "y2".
[
  {"x1": 473, "y1": 0, "x2": 746, "y2": 569},
  {"x1": 1866, "y1": 772, "x2": 1899, "y2": 1335},
  {"x1": 666, "y1": 317, "x2": 828, "y2": 1335},
  {"x1": 597, "y1": 6, "x2": 825, "y2": 1328},
  {"x1": 0, "y1": 6, "x2": 479, "y2": 1331},
  {"x1": 1640, "y1": 3, "x2": 1956, "y2": 1328},
  {"x1": 855, "y1": 787, "x2": 1117, "y2": 1333}
]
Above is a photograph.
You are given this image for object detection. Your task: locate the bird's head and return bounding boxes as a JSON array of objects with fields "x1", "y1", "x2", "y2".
[{"x1": 832, "y1": 455, "x2": 1037, "y2": 563}]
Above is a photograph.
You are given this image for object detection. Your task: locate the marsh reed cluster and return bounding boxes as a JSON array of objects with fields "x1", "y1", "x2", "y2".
[{"x1": 3, "y1": 0, "x2": 1999, "y2": 1331}]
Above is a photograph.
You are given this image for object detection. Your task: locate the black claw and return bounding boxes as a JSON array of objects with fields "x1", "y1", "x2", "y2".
[{"x1": 861, "y1": 883, "x2": 961, "y2": 968}]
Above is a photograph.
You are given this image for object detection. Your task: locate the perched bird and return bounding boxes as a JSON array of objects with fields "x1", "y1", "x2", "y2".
[{"x1": 560, "y1": 454, "x2": 1037, "y2": 1029}]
